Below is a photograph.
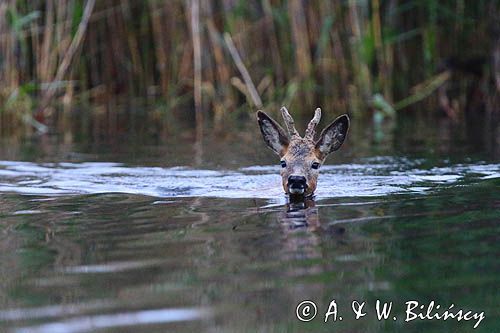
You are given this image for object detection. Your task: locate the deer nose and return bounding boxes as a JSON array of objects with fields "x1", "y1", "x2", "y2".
[{"x1": 288, "y1": 175, "x2": 307, "y2": 189}]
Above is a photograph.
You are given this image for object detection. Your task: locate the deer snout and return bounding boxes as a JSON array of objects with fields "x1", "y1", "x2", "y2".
[{"x1": 287, "y1": 175, "x2": 308, "y2": 194}]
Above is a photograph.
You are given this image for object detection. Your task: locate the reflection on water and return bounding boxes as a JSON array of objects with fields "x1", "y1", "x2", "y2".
[
  {"x1": 0, "y1": 153, "x2": 497, "y2": 332},
  {"x1": 13, "y1": 307, "x2": 210, "y2": 333},
  {"x1": 280, "y1": 199, "x2": 319, "y2": 229}
]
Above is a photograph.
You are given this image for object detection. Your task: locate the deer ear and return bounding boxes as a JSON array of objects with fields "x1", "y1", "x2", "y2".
[
  {"x1": 257, "y1": 111, "x2": 289, "y2": 156},
  {"x1": 315, "y1": 114, "x2": 349, "y2": 159}
]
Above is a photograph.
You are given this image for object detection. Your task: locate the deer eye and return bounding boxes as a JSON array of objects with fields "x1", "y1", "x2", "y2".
[
  {"x1": 311, "y1": 162, "x2": 320, "y2": 169},
  {"x1": 280, "y1": 160, "x2": 287, "y2": 168}
]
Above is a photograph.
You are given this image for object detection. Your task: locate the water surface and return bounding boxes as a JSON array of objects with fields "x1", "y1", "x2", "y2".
[{"x1": 0, "y1": 136, "x2": 499, "y2": 333}]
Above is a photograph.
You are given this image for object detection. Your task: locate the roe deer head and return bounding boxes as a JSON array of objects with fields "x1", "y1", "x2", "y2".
[{"x1": 257, "y1": 107, "x2": 349, "y2": 199}]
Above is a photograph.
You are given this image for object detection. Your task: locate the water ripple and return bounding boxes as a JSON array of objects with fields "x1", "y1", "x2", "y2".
[
  {"x1": 13, "y1": 307, "x2": 211, "y2": 333},
  {"x1": 0, "y1": 159, "x2": 497, "y2": 201}
]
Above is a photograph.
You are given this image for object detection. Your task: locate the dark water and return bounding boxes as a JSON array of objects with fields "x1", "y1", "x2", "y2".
[{"x1": 0, "y1": 118, "x2": 499, "y2": 333}]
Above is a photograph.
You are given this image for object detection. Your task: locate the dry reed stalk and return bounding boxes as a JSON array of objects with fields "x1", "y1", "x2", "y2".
[
  {"x1": 59, "y1": 1, "x2": 76, "y2": 107},
  {"x1": 288, "y1": 0, "x2": 312, "y2": 78},
  {"x1": 206, "y1": 19, "x2": 233, "y2": 112},
  {"x1": 107, "y1": 7, "x2": 123, "y2": 91},
  {"x1": 206, "y1": 21, "x2": 229, "y2": 84},
  {"x1": 121, "y1": 0, "x2": 144, "y2": 82},
  {"x1": 0, "y1": 0, "x2": 497, "y2": 135},
  {"x1": 230, "y1": 77, "x2": 254, "y2": 106},
  {"x1": 55, "y1": 0, "x2": 72, "y2": 60},
  {"x1": 348, "y1": 0, "x2": 372, "y2": 114},
  {"x1": 224, "y1": 32, "x2": 262, "y2": 108},
  {"x1": 30, "y1": 11, "x2": 41, "y2": 85},
  {"x1": 39, "y1": 0, "x2": 55, "y2": 83},
  {"x1": 179, "y1": 38, "x2": 193, "y2": 87},
  {"x1": 0, "y1": 2, "x2": 12, "y2": 86},
  {"x1": 149, "y1": 1, "x2": 170, "y2": 97},
  {"x1": 491, "y1": 3, "x2": 500, "y2": 93},
  {"x1": 192, "y1": 0, "x2": 204, "y2": 165},
  {"x1": 315, "y1": 2, "x2": 335, "y2": 108},
  {"x1": 262, "y1": 0, "x2": 284, "y2": 84},
  {"x1": 38, "y1": 0, "x2": 96, "y2": 113},
  {"x1": 189, "y1": 0, "x2": 203, "y2": 126},
  {"x1": 384, "y1": 0, "x2": 397, "y2": 103},
  {"x1": 87, "y1": 23, "x2": 100, "y2": 89},
  {"x1": 394, "y1": 70, "x2": 451, "y2": 110},
  {"x1": 371, "y1": 0, "x2": 390, "y2": 100}
]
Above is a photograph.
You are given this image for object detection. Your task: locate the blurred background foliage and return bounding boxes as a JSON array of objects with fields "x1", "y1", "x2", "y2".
[{"x1": 0, "y1": 0, "x2": 498, "y2": 138}]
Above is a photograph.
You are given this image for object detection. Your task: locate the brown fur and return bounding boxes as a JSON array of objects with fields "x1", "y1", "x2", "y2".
[{"x1": 257, "y1": 107, "x2": 349, "y2": 197}]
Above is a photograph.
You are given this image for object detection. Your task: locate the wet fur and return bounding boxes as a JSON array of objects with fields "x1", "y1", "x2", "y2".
[{"x1": 257, "y1": 109, "x2": 349, "y2": 199}]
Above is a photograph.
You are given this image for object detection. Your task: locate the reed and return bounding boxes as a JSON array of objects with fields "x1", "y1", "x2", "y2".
[{"x1": 0, "y1": 0, "x2": 497, "y2": 135}]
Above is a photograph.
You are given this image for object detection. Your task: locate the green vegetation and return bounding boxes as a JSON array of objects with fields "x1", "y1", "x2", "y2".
[{"x1": 0, "y1": 0, "x2": 498, "y2": 135}]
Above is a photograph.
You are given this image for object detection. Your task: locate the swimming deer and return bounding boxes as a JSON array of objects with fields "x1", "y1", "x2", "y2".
[{"x1": 257, "y1": 107, "x2": 349, "y2": 200}]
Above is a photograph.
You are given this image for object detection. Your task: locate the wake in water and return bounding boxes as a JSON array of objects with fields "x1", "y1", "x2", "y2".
[{"x1": 0, "y1": 158, "x2": 497, "y2": 201}]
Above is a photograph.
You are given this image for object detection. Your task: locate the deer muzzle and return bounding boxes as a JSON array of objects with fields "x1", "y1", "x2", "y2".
[{"x1": 287, "y1": 175, "x2": 308, "y2": 195}]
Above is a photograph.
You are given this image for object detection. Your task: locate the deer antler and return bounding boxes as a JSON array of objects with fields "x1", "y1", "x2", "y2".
[
  {"x1": 304, "y1": 108, "x2": 321, "y2": 140},
  {"x1": 280, "y1": 106, "x2": 299, "y2": 137}
]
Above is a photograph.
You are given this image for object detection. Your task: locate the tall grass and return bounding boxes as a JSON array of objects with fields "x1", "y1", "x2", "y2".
[{"x1": 0, "y1": 0, "x2": 498, "y2": 135}]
